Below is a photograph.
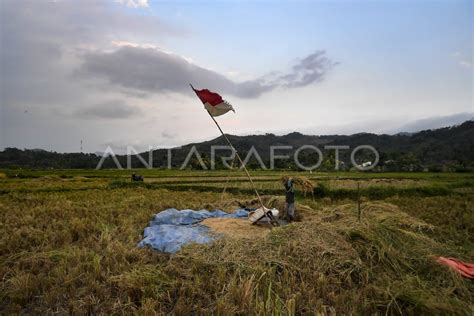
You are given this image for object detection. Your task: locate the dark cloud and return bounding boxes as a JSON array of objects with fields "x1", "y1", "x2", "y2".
[
  {"x1": 286, "y1": 51, "x2": 339, "y2": 87},
  {"x1": 75, "y1": 100, "x2": 141, "y2": 119},
  {"x1": 264, "y1": 51, "x2": 339, "y2": 88},
  {"x1": 77, "y1": 46, "x2": 336, "y2": 99},
  {"x1": 77, "y1": 46, "x2": 232, "y2": 95},
  {"x1": 1, "y1": 0, "x2": 334, "y2": 106},
  {"x1": 0, "y1": 0, "x2": 184, "y2": 151},
  {"x1": 0, "y1": 0, "x2": 184, "y2": 107}
]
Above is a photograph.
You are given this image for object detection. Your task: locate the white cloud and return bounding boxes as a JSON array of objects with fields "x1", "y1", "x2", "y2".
[
  {"x1": 459, "y1": 60, "x2": 472, "y2": 68},
  {"x1": 115, "y1": 0, "x2": 149, "y2": 8},
  {"x1": 451, "y1": 51, "x2": 472, "y2": 69},
  {"x1": 110, "y1": 40, "x2": 195, "y2": 63}
]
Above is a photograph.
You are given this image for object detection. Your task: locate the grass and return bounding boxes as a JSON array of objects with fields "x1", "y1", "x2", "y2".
[{"x1": 0, "y1": 170, "x2": 473, "y2": 314}]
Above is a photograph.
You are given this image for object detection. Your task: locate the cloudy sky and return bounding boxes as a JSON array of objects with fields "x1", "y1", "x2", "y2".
[{"x1": 0, "y1": 0, "x2": 472, "y2": 153}]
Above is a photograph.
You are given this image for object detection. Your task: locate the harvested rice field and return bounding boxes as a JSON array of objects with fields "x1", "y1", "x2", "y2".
[{"x1": 0, "y1": 169, "x2": 473, "y2": 314}]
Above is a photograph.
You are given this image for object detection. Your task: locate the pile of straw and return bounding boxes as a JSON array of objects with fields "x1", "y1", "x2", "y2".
[
  {"x1": 281, "y1": 175, "x2": 315, "y2": 198},
  {"x1": 167, "y1": 200, "x2": 473, "y2": 314}
]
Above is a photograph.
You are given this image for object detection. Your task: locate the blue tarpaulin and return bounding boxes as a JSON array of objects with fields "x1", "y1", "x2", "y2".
[{"x1": 138, "y1": 208, "x2": 249, "y2": 253}]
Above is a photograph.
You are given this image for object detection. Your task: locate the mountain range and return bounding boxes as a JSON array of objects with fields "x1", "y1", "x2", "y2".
[{"x1": 1, "y1": 120, "x2": 473, "y2": 172}]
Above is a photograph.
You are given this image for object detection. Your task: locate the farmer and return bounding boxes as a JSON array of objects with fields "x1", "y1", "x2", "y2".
[
  {"x1": 131, "y1": 173, "x2": 144, "y2": 182},
  {"x1": 282, "y1": 177, "x2": 296, "y2": 221}
]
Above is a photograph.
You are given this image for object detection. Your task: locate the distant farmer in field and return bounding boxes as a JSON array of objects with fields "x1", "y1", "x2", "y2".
[
  {"x1": 131, "y1": 173, "x2": 144, "y2": 182},
  {"x1": 282, "y1": 176, "x2": 296, "y2": 221}
]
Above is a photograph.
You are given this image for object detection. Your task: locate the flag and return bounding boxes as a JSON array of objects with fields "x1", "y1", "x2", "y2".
[{"x1": 192, "y1": 87, "x2": 235, "y2": 117}]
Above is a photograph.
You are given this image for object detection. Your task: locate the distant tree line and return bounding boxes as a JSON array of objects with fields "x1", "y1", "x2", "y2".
[{"x1": 1, "y1": 121, "x2": 473, "y2": 172}]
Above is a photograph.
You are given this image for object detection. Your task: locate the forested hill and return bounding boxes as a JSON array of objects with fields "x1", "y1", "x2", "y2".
[{"x1": 1, "y1": 120, "x2": 473, "y2": 171}]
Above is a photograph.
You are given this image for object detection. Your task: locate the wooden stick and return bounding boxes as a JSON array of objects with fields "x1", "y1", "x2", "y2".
[
  {"x1": 221, "y1": 154, "x2": 236, "y2": 200},
  {"x1": 190, "y1": 84, "x2": 278, "y2": 226},
  {"x1": 207, "y1": 111, "x2": 278, "y2": 226}
]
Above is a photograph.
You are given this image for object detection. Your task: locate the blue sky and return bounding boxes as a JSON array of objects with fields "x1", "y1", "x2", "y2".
[
  {"x1": 154, "y1": 1, "x2": 471, "y2": 71},
  {"x1": 1, "y1": 0, "x2": 472, "y2": 152}
]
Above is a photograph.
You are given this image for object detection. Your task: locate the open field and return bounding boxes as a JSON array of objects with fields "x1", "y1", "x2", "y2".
[{"x1": 1, "y1": 169, "x2": 473, "y2": 314}]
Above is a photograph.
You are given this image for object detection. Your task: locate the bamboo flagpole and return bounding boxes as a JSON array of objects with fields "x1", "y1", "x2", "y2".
[{"x1": 190, "y1": 84, "x2": 279, "y2": 226}]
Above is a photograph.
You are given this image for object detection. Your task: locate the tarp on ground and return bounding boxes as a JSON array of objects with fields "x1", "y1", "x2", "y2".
[{"x1": 138, "y1": 208, "x2": 249, "y2": 253}]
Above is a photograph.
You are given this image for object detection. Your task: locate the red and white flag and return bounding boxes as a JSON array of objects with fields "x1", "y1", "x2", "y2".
[{"x1": 192, "y1": 86, "x2": 235, "y2": 117}]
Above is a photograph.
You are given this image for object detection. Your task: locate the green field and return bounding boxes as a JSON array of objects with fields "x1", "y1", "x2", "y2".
[{"x1": 1, "y1": 169, "x2": 473, "y2": 314}]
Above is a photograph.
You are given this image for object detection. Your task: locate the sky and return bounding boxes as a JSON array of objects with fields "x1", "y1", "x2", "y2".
[{"x1": 0, "y1": 0, "x2": 472, "y2": 153}]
